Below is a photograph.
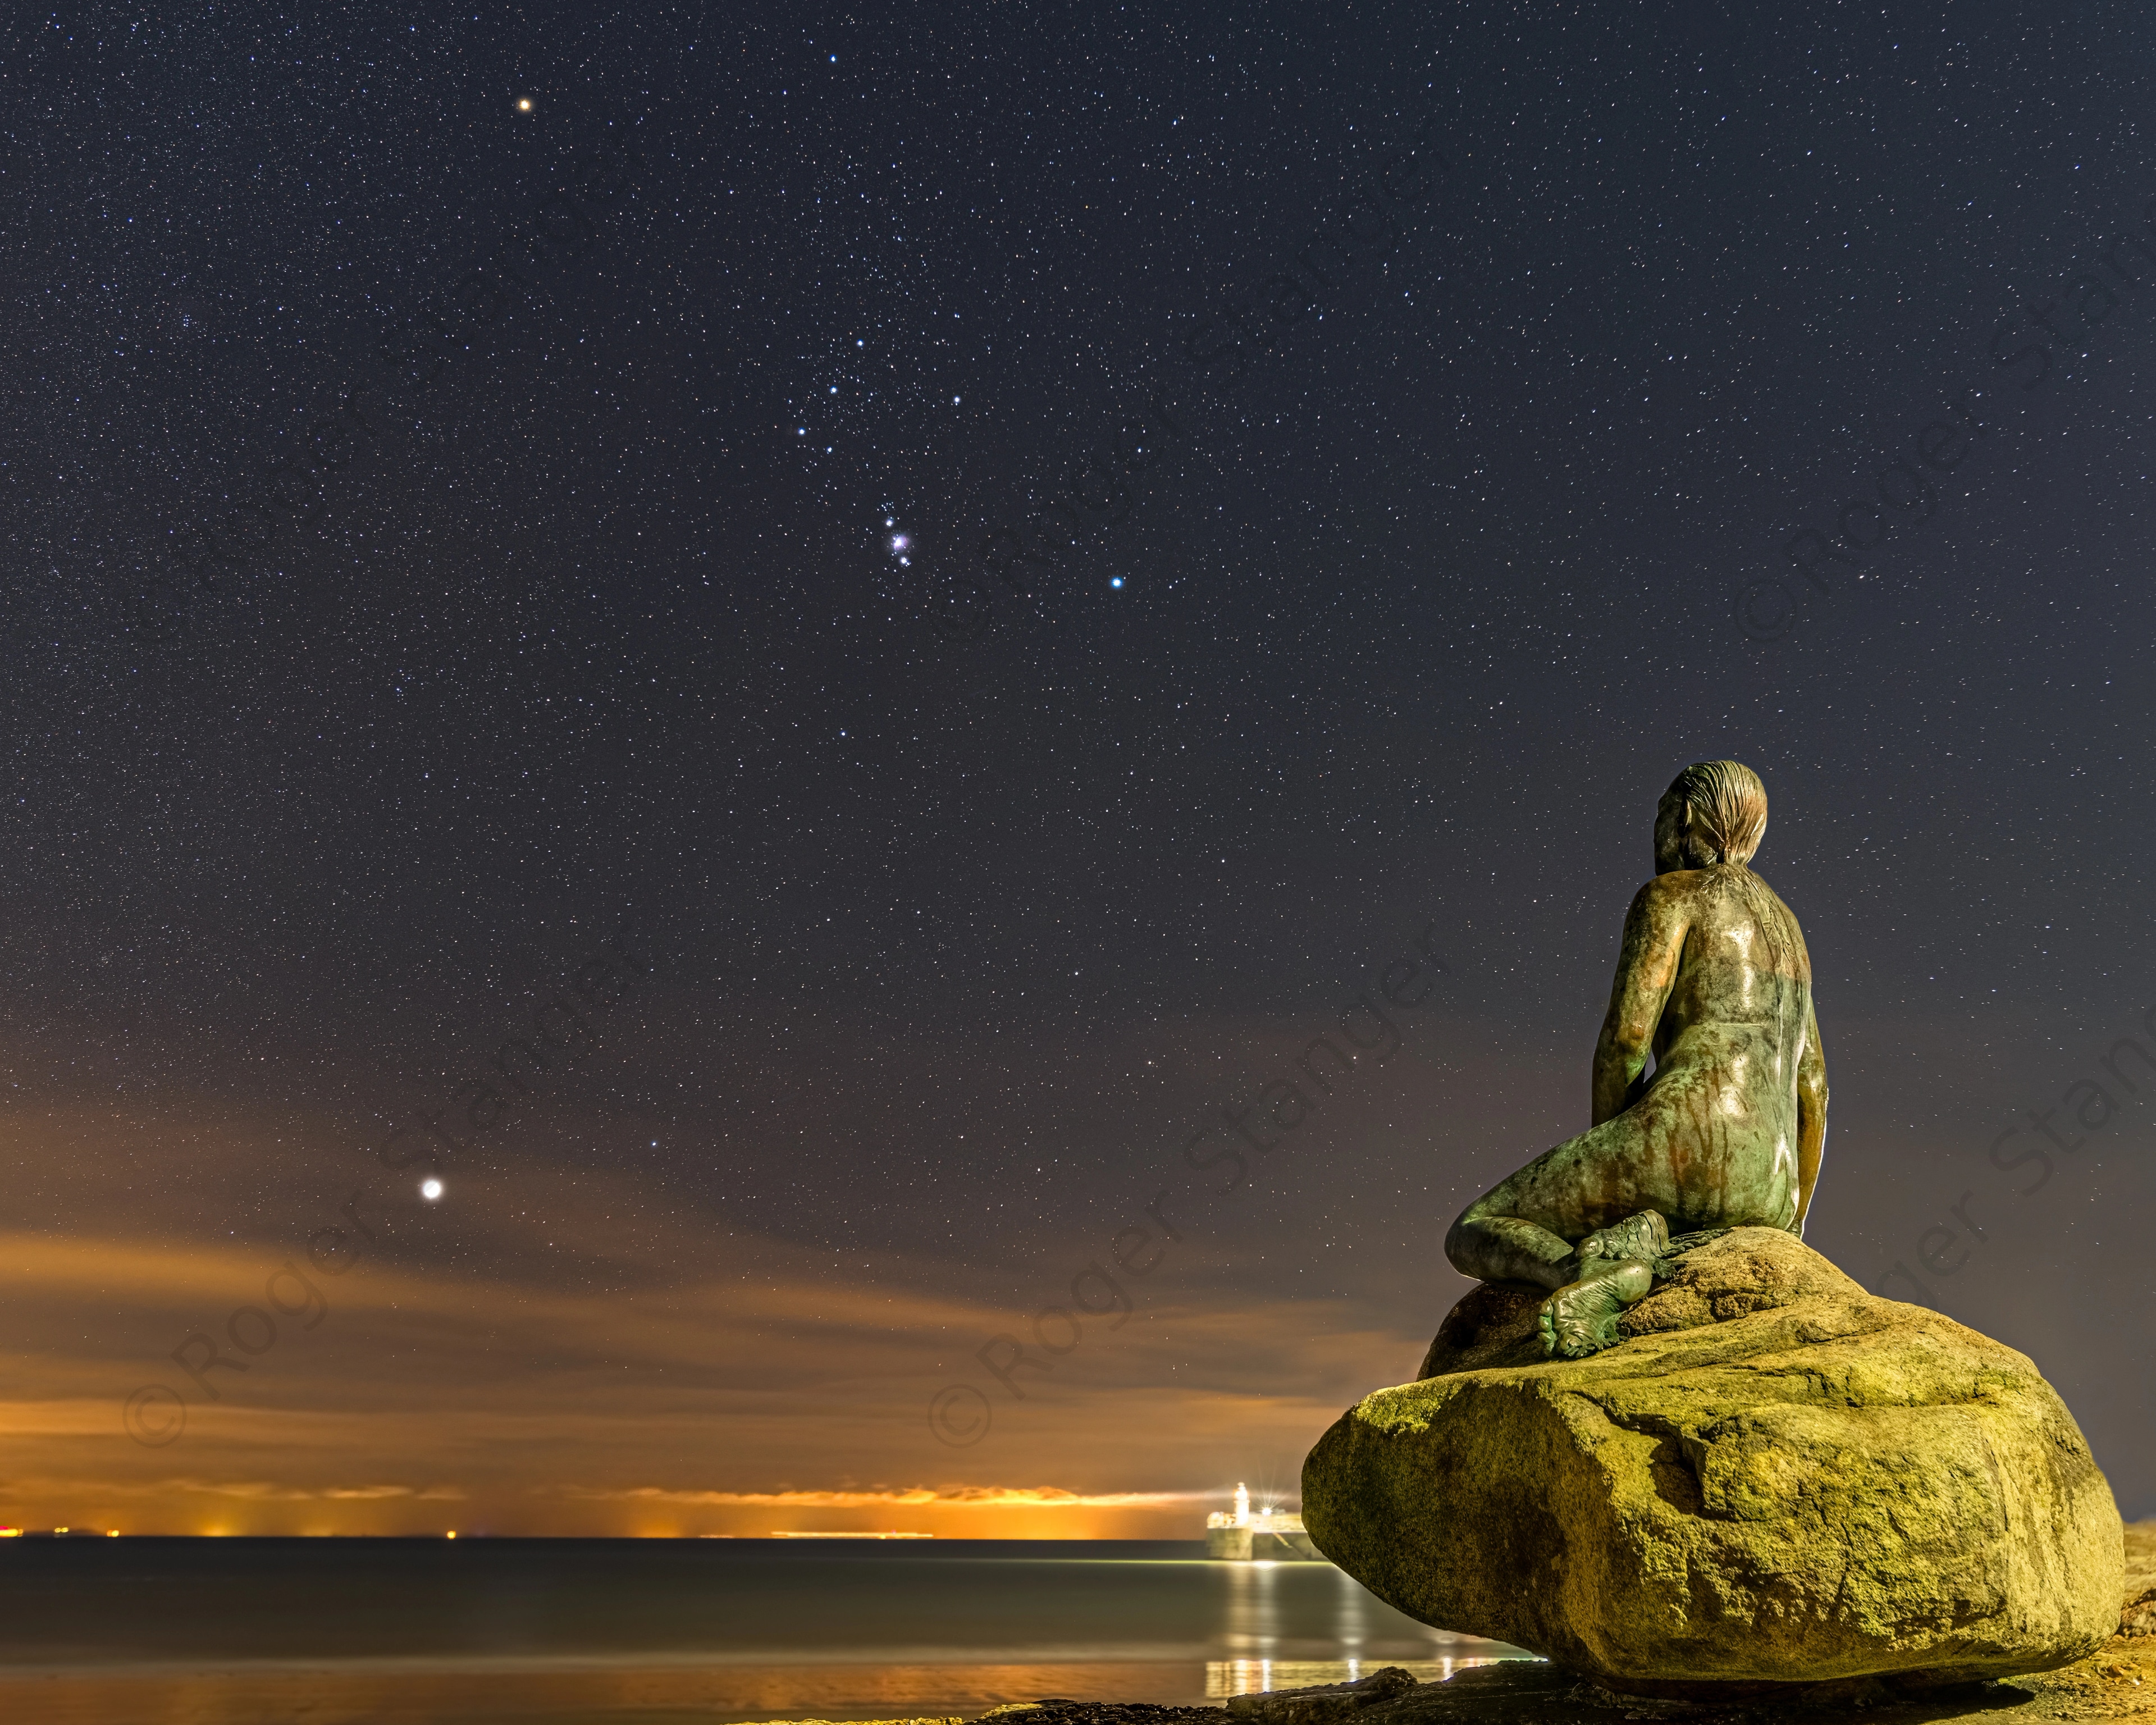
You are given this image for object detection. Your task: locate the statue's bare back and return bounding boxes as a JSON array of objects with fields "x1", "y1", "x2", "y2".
[{"x1": 1445, "y1": 761, "x2": 1829, "y2": 1358}]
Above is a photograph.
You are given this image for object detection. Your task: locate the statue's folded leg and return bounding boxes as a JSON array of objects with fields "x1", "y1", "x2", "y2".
[
  {"x1": 1443, "y1": 1210, "x2": 1579, "y2": 1291},
  {"x1": 1444, "y1": 1125, "x2": 1631, "y2": 1289},
  {"x1": 1447, "y1": 1117, "x2": 1678, "y2": 1358}
]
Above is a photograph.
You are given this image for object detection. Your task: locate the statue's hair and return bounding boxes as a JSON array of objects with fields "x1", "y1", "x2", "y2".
[{"x1": 1665, "y1": 760, "x2": 1769, "y2": 866}]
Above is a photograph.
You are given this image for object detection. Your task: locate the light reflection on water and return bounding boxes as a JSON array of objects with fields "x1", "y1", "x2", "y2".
[
  {"x1": 0, "y1": 1659, "x2": 1546, "y2": 1725},
  {"x1": 0, "y1": 1541, "x2": 1529, "y2": 1724},
  {"x1": 1221, "y1": 1560, "x2": 1444, "y2": 1661}
]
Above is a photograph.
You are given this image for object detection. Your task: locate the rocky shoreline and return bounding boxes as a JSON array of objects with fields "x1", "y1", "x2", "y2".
[{"x1": 766, "y1": 1522, "x2": 2154, "y2": 1725}]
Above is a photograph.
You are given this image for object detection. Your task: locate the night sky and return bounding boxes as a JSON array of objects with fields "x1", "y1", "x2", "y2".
[{"x1": 3, "y1": 0, "x2": 2153, "y2": 1537}]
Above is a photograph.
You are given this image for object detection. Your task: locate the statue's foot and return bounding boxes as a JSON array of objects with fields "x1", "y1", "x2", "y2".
[
  {"x1": 1537, "y1": 1259, "x2": 1655, "y2": 1360},
  {"x1": 1578, "y1": 1208, "x2": 1669, "y2": 1266}
]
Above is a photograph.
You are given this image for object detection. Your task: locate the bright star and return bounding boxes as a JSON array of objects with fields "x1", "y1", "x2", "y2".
[
  {"x1": 515, "y1": 98, "x2": 533, "y2": 112},
  {"x1": 421, "y1": 1178, "x2": 444, "y2": 1201},
  {"x1": 1110, "y1": 576, "x2": 1125, "y2": 589}
]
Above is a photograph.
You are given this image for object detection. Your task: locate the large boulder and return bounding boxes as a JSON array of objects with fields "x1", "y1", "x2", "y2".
[{"x1": 1303, "y1": 1229, "x2": 2123, "y2": 1695}]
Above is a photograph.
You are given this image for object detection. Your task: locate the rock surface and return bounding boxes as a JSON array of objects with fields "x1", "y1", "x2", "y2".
[
  {"x1": 1225, "y1": 1637, "x2": 2156, "y2": 1721},
  {"x1": 1223, "y1": 1667, "x2": 1420, "y2": 1724},
  {"x1": 2125, "y1": 1521, "x2": 2156, "y2": 1638},
  {"x1": 1304, "y1": 1228, "x2": 2123, "y2": 1692}
]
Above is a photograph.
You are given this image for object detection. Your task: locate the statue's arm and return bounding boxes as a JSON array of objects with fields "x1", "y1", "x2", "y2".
[
  {"x1": 1590, "y1": 882, "x2": 1687, "y2": 1126},
  {"x1": 1793, "y1": 995, "x2": 1828, "y2": 1232}
]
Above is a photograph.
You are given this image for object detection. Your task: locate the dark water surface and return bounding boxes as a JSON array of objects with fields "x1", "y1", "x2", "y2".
[{"x1": 0, "y1": 1540, "x2": 1526, "y2": 1724}]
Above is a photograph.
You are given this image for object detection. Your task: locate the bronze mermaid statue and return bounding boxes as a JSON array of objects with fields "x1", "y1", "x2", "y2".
[{"x1": 1444, "y1": 760, "x2": 1829, "y2": 1358}]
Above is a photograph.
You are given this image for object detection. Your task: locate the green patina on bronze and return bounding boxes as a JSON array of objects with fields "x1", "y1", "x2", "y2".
[
  {"x1": 1298, "y1": 786, "x2": 2123, "y2": 1692},
  {"x1": 1444, "y1": 760, "x2": 1830, "y2": 1358}
]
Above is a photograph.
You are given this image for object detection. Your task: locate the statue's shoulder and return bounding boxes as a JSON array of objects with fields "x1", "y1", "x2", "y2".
[
  {"x1": 1633, "y1": 866, "x2": 1792, "y2": 927},
  {"x1": 1629, "y1": 868, "x2": 1703, "y2": 911},
  {"x1": 1619, "y1": 872, "x2": 1705, "y2": 945}
]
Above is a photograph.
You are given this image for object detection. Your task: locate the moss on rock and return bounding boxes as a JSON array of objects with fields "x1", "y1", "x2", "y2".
[{"x1": 1303, "y1": 1229, "x2": 2122, "y2": 1690}]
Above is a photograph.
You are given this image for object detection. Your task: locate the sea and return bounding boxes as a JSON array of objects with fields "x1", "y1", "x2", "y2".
[{"x1": 0, "y1": 1538, "x2": 1530, "y2": 1725}]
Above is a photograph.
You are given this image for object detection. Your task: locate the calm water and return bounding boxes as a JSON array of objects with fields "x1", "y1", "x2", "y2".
[{"x1": 0, "y1": 1540, "x2": 1527, "y2": 1725}]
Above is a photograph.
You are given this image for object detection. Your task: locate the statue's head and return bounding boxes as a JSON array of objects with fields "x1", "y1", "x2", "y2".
[{"x1": 1656, "y1": 760, "x2": 1768, "y2": 873}]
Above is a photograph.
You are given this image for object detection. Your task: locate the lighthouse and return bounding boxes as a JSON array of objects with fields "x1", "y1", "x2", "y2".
[{"x1": 1204, "y1": 1482, "x2": 1322, "y2": 1561}]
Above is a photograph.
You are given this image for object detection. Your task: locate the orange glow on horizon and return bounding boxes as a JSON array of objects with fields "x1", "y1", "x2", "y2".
[{"x1": 0, "y1": 1207, "x2": 1391, "y2": 1543}]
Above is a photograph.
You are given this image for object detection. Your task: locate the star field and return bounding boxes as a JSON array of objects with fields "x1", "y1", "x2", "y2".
[{"x1": 1, "y1": 0, "x2": 2153, "y2": 1530}]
